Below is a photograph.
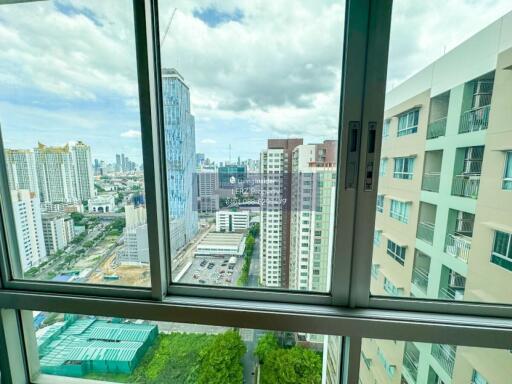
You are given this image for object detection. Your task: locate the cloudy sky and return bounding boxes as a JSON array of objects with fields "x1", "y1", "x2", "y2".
[{"x1": 0, "y1": 0, "x2": 511, "y2": 164}]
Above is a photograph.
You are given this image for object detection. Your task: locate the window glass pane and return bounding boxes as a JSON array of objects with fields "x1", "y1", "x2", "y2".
[
  {"x1": 0, "y1": 1, "x2": 150, "y2": 287},
  {"x1": 360, "y1": 338, "x2": 510, "y2": 384},
  {"x1": 25, "y1": 310, "x2": 342, "y2": 383},
  {"x1": 157, "y1": 0, "x2": 346, "y2": 292},
  {"x1": 370, "y1": 1, "x2": 512, "y2": 304}
]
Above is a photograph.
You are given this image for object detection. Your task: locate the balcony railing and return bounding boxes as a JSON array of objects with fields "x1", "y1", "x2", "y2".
[
  {"x1": 417, "y1": 221, "x2": 435, "y2": 244},
  {"x1": 421, "y1": 172, "x2": 440, "y2": 192},
  {"x1": 451, "y1": 174, "x2": 480, "y2": 199},
  {"x1": 402, "y1": 351, "x2": 419, "y2": 382},
  {"x1": 439, "y1": 286, "x2": 464, "y2": 301},
  {"x1": 411, "y1": 267, "x2": 429, "y2": 293},
  {"x1": 459, "y1": 105, "x2": 490, "y2": 133},
  {"x1": 445, "y1": 233, "x2": 471, "y2": 263},
  {"x1": 427, "y1": 117, "x2": 447, "y2": 139},
  {"x1": 431, "y1": 344, "x2": 456, "y2": 377}
]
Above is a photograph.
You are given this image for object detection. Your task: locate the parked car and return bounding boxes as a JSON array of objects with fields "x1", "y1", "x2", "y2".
[
  {"x1": 199, "y1": 279, "x2": 206, "y2": 284},
  {"x1": 200, "y1": 260, "x2": 207, "y2": 267}
]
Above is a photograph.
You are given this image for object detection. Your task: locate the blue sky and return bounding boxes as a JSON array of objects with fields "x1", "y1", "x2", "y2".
[{"x1": 0, "y1": 0, "x2": 511, "y2": 165}]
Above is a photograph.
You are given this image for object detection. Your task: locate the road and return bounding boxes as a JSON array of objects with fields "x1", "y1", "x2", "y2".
[
  {"x1": 242, "y1": 328, "x2": 265, "y2": 384},
  {"x1": 248, "y1": 237, "x2": 260, "y2": 287}
]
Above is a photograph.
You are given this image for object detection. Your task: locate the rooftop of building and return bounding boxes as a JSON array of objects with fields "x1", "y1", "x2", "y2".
[
  {"x1": 37, "y1": 315, "x2": 157, "y2": 369},
  {"x1": 198, "y1": 232, "x2": 245, "y2": 247}
]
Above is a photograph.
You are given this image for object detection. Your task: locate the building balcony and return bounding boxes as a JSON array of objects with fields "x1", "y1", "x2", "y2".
[
  {"x1": 421, "y1": 172, "x2": 440, "y2": 193},
  {"x1": 459, "y1": 105, "x2": 490, "y2": 133},
  {"x1": 431, "y1": 344, "x2": 456, "y2": 377},
  {"x1": 438, "y1": 270, "x2": 466, "y2": 301},
  {"x1": 451, "y1": 174, "x2": 480, "y2": 199},
  {"x1": 445, "y1": 233, "x2": 471, "y2": 263},
  {"x1": 426, "y1": 117, "x2": 447, "y2": 139},
  {"x1": 402, "y1": 351, "x2": 419, "y2": 383},
  {"x1": 411, "y1": 267, "x2": 429, "y2": 294},
  {"x1": 417, "y1": 221, "x2": 435, "y2": 244}
]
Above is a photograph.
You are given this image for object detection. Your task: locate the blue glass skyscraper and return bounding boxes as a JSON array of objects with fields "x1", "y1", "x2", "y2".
[{"x1": 162, "y1": 68, "x2": 198, "y2": 256}]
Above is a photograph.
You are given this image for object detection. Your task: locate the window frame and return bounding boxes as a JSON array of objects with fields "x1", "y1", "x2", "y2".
[
  {"x1": 1, "y1": 1, "x2": 512, "y2": 384},
  {"x1": 393, "y1": 156, "x2": 415, "y2": 179},
  {"x1": 397, "y1": 109, "x2": 419, "y2": 137},
  {"x1": 502, "y1": 151, "x2": 512, "y2": 190}
]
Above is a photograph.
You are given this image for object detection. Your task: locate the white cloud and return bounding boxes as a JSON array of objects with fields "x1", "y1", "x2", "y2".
[
  {"x1": 200, "y1": 138, "x2": 217, "y2": 144},
  {"x1": 120, "y1": 130, "x2": 141, "y2": 139}
]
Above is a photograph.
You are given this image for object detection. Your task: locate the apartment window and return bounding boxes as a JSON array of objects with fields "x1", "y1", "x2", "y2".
[
  {"x1": 472, "y1": 370, "x2": 488, "y2": 384},
  {"x1": 393, "y1": 157, "x2": 415, "y2": 179},
  {"x1": 387, "y1": 239, "x2": 406, "y2": 265},
  {"x1": 376, "y1": 195, "x2": 384, "y2": 213},
  {"x1": 383, "y1": 119, "x2": 390, "y2": 138},
  {"x1": 379, "y1": 158, "x2": 388, "y2": 177},
  {"x1": 491, "y1": 231, "x2": 512, "y2": 272},
  {"x1": 397, "y1": 109, "x2": 419, "y2": 136},
  {"x1": 389, "y1": 200, "x2": 410, "y2": 223},
  {"x1": 503, "y1": 151, "x2": 512, "y2": 190},
  {"x1": 377, "y1": 347, "x2": 396, "y2": 377},
  {"x1": 383, "y1": 276, "x2": 403, "y2": 296},
  {"x1": 374, "y1": 230, "x2": 382, "y2": 246}
]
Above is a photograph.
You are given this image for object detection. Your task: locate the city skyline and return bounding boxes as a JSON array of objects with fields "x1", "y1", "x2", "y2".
[{"x1": 1, "y1": 1, "x2": 511, "y2": 164}]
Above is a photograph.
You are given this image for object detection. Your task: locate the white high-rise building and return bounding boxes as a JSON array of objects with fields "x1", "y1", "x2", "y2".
[
  {"x1": 119, "y1": 205, "x2": 149, "y2": 264},
  {"x1": 259, "y1": 139, "x2": 303, "y2": 288},
  {"x1": 10, "y1": 190, "x2": 47, "y2": 272},
  {"x1": 71, "y1": 141, "x2": 95, "y2": 201},
  {"x1": 4, "y1": 149, "x2": 39, "y2": 196},
  {"x1": 288, "y1": 141, "x2": 337, "y2": 292},
  {"x1": 34, "y1": 143, "x2": 78, "y2": 204},
  {"x1": 41, "y1": 213, "x2": 74, "y2": 255}
]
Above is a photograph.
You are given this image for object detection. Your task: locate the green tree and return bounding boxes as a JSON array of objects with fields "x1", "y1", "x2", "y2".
[
  {"x1": 260, "y1": 347, "x2": 322, "y2": 384},
  {"x1": 70, "y1": 212, "x2": 85, "y2": 225},
  {"x1": 254, "y1": 333, "x2": 279, "y2": 363},
  {"x1": 196, "y1": 330, "x2": 246, "y2": 384}
]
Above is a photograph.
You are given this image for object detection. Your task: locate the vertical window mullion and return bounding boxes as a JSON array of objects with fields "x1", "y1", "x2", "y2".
[
  {"x1": 348, "y1": 0, "x2": 393, "y2": 308},
  {"x1": 133, "y1": 0, "x2": 169, "y2": 300},
  {"x1": 0, "y1": 309, "x2": 28, "y2": 384},
  {"x1": 329, "y1": 0, "x2": 373, "y2": 305}
]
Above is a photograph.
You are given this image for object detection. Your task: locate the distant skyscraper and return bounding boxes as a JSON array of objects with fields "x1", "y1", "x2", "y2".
[
  {"x1": 34, "y1": 143, "x2": 78, "y2": 204},
  {"x1": 288, "y1": 141, "x2": 337, "y2": 292},
  {"x1": 162, "y1": 68, "x2": 198, "y2": 256},
  {"x1": 260, "y1": 138, "x2": 303, "y2": 288},
  {"x1": 10, "y1": 190, "x2": 47, "y2": 272},
  {"x1": 116, "y1": 154, "x2": 121, "y2": 172},
  {"x1": 71, "y1": 141, "x2": 95, "y2": 201},
  {"x1": 4, "y1": 149, "x2": 39, "y2": 196},
  {"x1": 196, "y1": 153, "x2": 205, "y2": 167}
]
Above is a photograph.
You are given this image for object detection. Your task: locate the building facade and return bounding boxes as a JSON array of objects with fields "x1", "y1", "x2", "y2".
[
  {"x1": 10, "y1": 190, "x2": 47, "y2": 272},
  {"x1": 215, "y1": 211, "x2": 250, "y2": 232},
  {"x1": 259, "y1": 138, "x2": 303, "y2": 288},
  {"x1": 41, "y1": 213, "x2": 74, "y2": 256},
  {"x1": 363, "y1": 12, "x2": 512, "y2": 384},
  {"x1": 289, "y1": 141, "x2": 337, "y2": 292},
  {"x1": 4, "y1": 149, "x2": 39, "y2": 196},
  {"x1": 71, "y1": 141, "x2": 95, "y2": 201},
  {"x1": 197, "y1": 170, "x2": 219, "y2": 213},
  {"x1": 162, "y1": 68, "x2": 198, "y2": 256},
  {"x1": 119, "y1": 205, "x2": 149, "y2": 264}
]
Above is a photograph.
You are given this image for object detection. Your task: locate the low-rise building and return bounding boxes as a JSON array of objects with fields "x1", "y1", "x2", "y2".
[
  {"x1": 195, "y1": 232, "x2": 246, "y2": 257},
  {"x1": 88, "y1": 194, "x2": 116, "y2": 213},
  {"x1": 37, "y1": 315, "x2": 158, "y2": 377},
  {"x1": 215, "y1": 211, "x2": 250, "y2": 232}
]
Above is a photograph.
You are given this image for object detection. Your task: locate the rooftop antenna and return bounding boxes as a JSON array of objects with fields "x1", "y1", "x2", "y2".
[{"x1": 229, "y1": 144, "x2": 232, "y2": 164}]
